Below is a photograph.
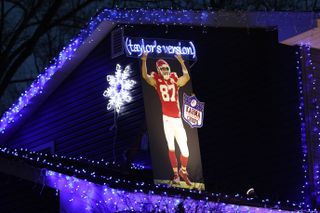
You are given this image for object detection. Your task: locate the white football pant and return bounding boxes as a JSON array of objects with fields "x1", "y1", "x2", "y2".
[{"x1": 162, "y1": 115, "x2": 189, "y2": 157}]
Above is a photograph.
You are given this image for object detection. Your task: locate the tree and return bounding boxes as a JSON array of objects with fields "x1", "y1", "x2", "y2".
[{"x1": 0, "y1": 0, "x2": 108, "y2": 114}]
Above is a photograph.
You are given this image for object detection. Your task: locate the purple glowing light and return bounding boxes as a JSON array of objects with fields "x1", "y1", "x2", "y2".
[{"x1": 46, "y1": 170, "x2": 290, "y2": 213}]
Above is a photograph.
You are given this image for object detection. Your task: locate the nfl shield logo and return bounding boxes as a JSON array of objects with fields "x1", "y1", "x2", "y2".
[{"x1": 183, "y1": 93, "x2": 205, "y2": 128}]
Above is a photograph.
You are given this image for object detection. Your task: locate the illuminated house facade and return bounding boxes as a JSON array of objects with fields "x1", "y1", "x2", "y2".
[{"x1": 0, "y1": 9, "x2": 320, "y2": 212}]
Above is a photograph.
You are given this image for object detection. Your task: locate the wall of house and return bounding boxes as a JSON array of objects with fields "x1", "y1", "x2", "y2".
[{"x1": 6, "y1": 32, "x2": 147, "y2": 164}]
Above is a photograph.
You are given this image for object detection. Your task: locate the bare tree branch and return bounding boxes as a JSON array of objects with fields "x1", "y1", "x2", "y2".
[
  {"x1": 10, "y1": 78, "x2": 36, "y2": 84},
  {"x1": 0, "y1": 0, "x2": 105, "y2": 102},
  {"x1": 0, "y1": 0, "x2": 4, "y2": 48},
  {"x1": 32, "y1": 52, "x2": 41, "y2": 75},
  {"x1": 55, "y1": 23, "x2": 83, "y2": 29},
  {"x1": 313, "y1": 0, "x2": 318, "y2": 10},
  {"x1": 49, "y1": 0, "x2": 97, "y2": 28},
  {"x1": 2, "y1": 0, "x2": 43, "y2": 56},
  {"x1": 0, "y1": 0, "x2": 63, "y2": 97}
]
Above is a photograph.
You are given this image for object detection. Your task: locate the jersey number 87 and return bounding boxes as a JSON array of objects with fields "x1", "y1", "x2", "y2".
[{"x1": 160, "y1": 84, "x2": 176, "y2": 102}]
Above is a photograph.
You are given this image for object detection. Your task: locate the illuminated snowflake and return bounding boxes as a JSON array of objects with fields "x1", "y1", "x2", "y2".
[{"x1": 103, "y1": 64, "x2": 136, "y2": 113}]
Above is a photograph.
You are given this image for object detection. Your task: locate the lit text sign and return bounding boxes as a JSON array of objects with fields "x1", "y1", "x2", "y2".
[{"x1": 124, "y1": 37, "x2": 196, "y2": 60}]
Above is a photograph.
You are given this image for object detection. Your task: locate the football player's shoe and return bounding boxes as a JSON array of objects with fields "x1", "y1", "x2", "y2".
[
  {"x1": 179, "y1": 168, "x2": 192, "y2": 186},
  {"x1": 172, "y1": 172, "x2": 180, "y2": 184}
]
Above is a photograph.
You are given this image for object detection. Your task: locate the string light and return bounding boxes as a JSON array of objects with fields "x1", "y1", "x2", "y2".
[
  {"x1": 295, "y1": 44, "x2": 314, "y2": 209},
  {"x1": 0, "y1": 147, "x2": 314, "y2": 212},
  {"x1": 298, "y1": 44, "x2": 320, "y2": 207},
  {"x1": 46, "y1": 170, "x2": 293, "y2": 213}
]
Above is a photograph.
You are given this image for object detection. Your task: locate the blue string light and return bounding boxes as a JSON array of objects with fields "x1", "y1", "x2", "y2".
[
  {"x1": 298, "y1": 44, "x2": 320, "y2": 207},
  {"x1": 46, "y1": 170, "x2": 289, "y2": 212},
  {"x1": 295, "y1": 44, "x2": 313, "y2": 209},
  {"x1": 0, "y1": 147, "x2": 314, "y2": 212}
]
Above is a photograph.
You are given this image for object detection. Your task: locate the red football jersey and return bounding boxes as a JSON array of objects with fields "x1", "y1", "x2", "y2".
[{"x1": 151, "y1": 72, "x2": 181, "y2": 118}]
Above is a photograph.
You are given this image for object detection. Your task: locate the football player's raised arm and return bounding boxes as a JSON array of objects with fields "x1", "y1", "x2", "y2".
[
  {"x1": 141, "y1": 52, "x2": 156, "y2": 87},
  {"x1": 175, "y1": 54, "x2": 190, "y2": 87}
]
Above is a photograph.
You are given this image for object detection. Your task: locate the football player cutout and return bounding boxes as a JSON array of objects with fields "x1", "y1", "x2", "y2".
[{"x1": 141, "y1": 52, "x2": 192, "y2": 186}]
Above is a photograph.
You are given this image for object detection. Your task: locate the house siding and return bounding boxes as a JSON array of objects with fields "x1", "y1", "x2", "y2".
[{"x1": 7, "y1": 32, "x2": 146, "y2": 162}]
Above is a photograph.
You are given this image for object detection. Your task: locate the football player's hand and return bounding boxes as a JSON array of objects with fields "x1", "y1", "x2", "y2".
[
  {"x1": 141, "y1": 52, "x2": 148, "y2": 61},
  {"x1": 175, "y1": 54, "x2": 184, "y2": 63}
]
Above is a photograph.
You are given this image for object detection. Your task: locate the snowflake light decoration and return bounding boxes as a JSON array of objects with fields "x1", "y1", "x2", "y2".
[{"x1": 103, "y1": 64, "x2": 136, "y2": 113}]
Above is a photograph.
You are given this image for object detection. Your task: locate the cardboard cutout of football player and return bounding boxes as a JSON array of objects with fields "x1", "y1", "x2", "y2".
[{"x1": 141, "y1": 52, "x2": 192, "y2": 186}]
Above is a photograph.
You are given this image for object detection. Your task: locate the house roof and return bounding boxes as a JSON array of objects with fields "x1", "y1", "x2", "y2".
[{"x1": 0, "y1": 9, "x2": 318, "y2": 141}]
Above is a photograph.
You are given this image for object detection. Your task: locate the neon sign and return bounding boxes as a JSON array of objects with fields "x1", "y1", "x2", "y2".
[{"x1": 124, "y1": 37, "x2": 196, "y2": 60}]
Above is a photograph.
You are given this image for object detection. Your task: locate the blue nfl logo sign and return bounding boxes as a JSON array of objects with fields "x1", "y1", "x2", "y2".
[{"x1": 183, "y1": 93, "x2": 205, "y2": 128}]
